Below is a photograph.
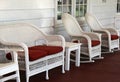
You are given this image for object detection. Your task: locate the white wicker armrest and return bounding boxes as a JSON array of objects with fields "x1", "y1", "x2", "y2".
[
  {"x1": 104, "y1": 28, "x2": 119, "y2": 35},
  {"x1": 71, "y1": 34, "x2": 92, "y2": 47},
  {"x1": 0, "y1": 40, "x2": 26, "y2": 51},
  {"x1": 84, "y1": 32, "x2": 101, "y2": 41},
  {"x1": 44, "y1": 35, "x2": 65, "y2": 49},
  {"x1": 94, "y1": 30, "x2": 111, "y2": 37}
]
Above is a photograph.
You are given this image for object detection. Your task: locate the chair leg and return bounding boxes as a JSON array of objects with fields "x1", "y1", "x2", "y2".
[
  {"x1": 93, "y1": 55, "x2": 104, "y2": 60},
  {"x1": 26, "y1": 74, "x2": 29, "y2": 82},
  {"x1": 98, "y1": 55, "x2": 104, "y2": 59},
  {"x1": 89, "y1": 58, "x2": 94, "y2": 62},
  {"x1": 46, "y1": 70, "x2": 49, "y2": 80},
  {"x1": 62, "y1": 55, "x2": 65, "y2": 73},
  {"x1": 0, "y1": 80, "x2": 3, "y2": 82},
  {"x1": 16, "y1": 70, "x2": 20, "y2": 82},
  {"x1": 80, "y1": 56, "x2": 94, "y2": 63},
  {"x1": 0, "y1": 76, "x2": 3, "y2": 79},
  {"x1": 80, "y1": 60, "x2": 94, "y2": 63},
  {"x1": 62, "y1": 63, "x2": 65, "y2": 73},
  {"x1": 109, "y1": 48, "x2": 112, "y2": 52}
]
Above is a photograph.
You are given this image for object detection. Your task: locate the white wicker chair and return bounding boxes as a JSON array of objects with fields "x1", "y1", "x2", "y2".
[
  {"x1": 0, "y1": 49, "x2": 20, "y2": 82},
  {"x1": 85, "y1": 13, "x2": 119, "y2": 52},
  {"x1": 62, "y1": 13, "x2": 102, "y2": 63},
  {"x1": 0, "y1": 23, "x2": 65, "y2": 82}
]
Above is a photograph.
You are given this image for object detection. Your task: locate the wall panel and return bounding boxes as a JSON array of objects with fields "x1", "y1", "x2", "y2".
[
  {"x1": 0, "y1": 0, "x2": 54, "y2": 9},
  {"x1": 0, "y1": 0, "x2": 55, "y2": 59},
  {"x1": 89, "y1": 0, "x2": 117, "y2": 26},
  {"x1": 0, "y1": 0, "x2": 55, "y2": 28}
]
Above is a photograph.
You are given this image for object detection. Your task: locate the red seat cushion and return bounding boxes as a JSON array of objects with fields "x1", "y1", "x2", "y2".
[
  {"x1": 6, "y1": 45, "x2": 63, "y2": 61},
  {"x1": 73, "y1": 40, "x2": 79, "y2": 43},
  {"x1": 73, "y1": 40, "x2": 100, "y2": 47},
  {"x1": 28, "y1": 50, "x2": 48, "y2": 61},
  {"x1": 6, "y1": 50, "x2": 48, "y2": 61},
  {"x1": 103, "y1": 35, "x2": 119, "y2": 40},
  {"x1": 6, "y1": 53, "x2": 12, "y2": 60},
  {"x1": 92, "y1": 40, "x2": 100, "y2": 47},
  {"x1": 111, "y1": 35, "x2": 119, "y2": 40},
  {"x1": 29, "y1": 45, "x2": 63, "y2": 55}
]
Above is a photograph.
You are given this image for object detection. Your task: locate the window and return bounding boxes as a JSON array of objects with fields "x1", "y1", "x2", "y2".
[
  {"x1": 56, "y1": 0, "x2": 73, "y2": 20},
  {"x1": 75, "y1": 0, "x2": 87, "y2": 17},
  {"x1": 55, "y1": 0, "x2": 88, "y2": 24},
  {"x1": 117, "y1": 0, "x2": 120, "y2": 12}
]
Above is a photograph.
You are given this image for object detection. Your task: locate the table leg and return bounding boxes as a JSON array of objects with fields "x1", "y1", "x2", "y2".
[
  {"x1": 65, "y1": 48, "x2": 70, "y2": 71},
  {"x1": 75, "y1": 46, "x2": 80, "y2": 67}
]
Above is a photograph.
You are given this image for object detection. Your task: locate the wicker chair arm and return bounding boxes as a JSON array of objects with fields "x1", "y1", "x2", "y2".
[
  {"x1": 83, "y1": 32, "x2": 101, "y2": 41},
  {"x1": 103, "y1": 28, "x2": 119, "y2": 35},
  {"x1": 44, "y1": 35, "x2": 65, "y2": 48},
  {"x1": 71, "y1": 34, "x2": 92, "y2": 47}
]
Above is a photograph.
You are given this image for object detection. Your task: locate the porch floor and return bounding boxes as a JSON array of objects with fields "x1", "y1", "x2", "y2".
[{"x1": 8, "y1": 50, "x2": 120, "y2": 82}]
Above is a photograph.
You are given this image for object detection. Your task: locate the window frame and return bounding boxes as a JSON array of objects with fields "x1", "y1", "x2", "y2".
[
  {"x1": 117, "y1": 0, "x2": 120, "y2": 12},
  {"x1": 55, "y1": 0, "x2": 89, "y2": 25},
  {"x1": 74, "y1": 0, "x2": 88, "y2": 18}
]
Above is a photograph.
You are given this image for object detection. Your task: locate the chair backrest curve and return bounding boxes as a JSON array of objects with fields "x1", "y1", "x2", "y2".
[
  {"x1": 62, "y1": 13, "x2": 83, "y2": 36},
  {"x1": 85, "y1": 13, "x2": 103, "y2": 31},
  {"x1": 0, "y1": 23, "x2": 45, "y2": 44}
]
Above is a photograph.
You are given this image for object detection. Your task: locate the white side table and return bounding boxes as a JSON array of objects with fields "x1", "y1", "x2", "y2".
[{"x1": 65, "y1": 42, "x2": 82, "y2": 71}]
